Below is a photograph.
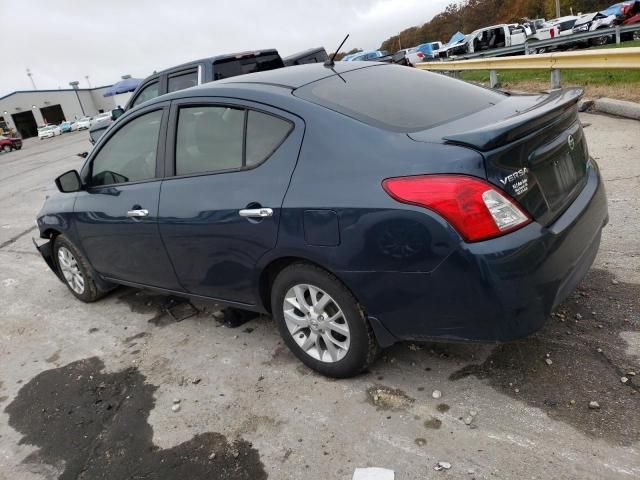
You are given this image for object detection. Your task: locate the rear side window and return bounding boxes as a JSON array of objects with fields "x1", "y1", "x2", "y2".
[
  {"x1": 132, "y1": 81, "x2": 160, "y2": 107},
  {"x1": 294, "y1": 65, "x2": 505, "y2": 132},
  {"x1": 168, "y1": 70, "x2": 198, "y2": 93},
  {"x1": 175, "y1": 106, "x2": 292, "y2": 176},
  {"x1": 212, "y1": 53, "x2": 285, "y2": 80},
  {"x1": 246, "y1": 111, "x2": 292, "y2": 167}
]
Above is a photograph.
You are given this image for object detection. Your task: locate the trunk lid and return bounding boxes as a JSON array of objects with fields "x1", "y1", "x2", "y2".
[{"x1": 408, "y1": 88, "x2": 589, "y2": 226}]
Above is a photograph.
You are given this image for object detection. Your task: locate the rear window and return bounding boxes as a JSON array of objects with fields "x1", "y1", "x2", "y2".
[
  {"x1": 213, "y1": 53, "x2": 284, "y2": 80},
  {"x1": 294, "y1": 65, "x2": 505, "y2": 133}
]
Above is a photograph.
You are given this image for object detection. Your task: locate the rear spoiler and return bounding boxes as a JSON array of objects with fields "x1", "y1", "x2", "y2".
[{"x1": 443, "y1": 88, "x2": 583, "y2": 151}]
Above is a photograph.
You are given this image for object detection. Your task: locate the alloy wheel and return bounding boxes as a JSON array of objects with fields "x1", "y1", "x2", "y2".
[
  {"x1": 283, "y1": 284, "x2": 350, "y2": 363},
  {"x1": 57, "y1": 246, "x2": 85, "y2": 294}
]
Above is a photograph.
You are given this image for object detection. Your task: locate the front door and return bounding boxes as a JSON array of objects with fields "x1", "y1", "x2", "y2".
[
  {"x1": 73, "y1": 105, "x2": 181, "y2": 290},
  {"x1": 158, "y1": 99, "x2": 304, "y2": 304}
]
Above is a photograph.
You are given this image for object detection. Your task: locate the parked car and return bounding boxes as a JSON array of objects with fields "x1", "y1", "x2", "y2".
[
  {"x1": 76, "y1": 117, "x2": 92, "y2": 130},
  {"x1": 36, "y1": 62, "x2": 607, "y2": 378},
  {"x1": 59, "y1": 121, "x2": 74, "y2": 133},
  {"x1": 343, "y1": 50, "x2": 385, "y2": 61},
  {"x1": 88, "y1": 49, "x2": 286, "y2": 145},
  {"x1": 90, "y1": 112, "x2": 113, "y2": 127},
  {"x1": 466, "y1": 23, "x2": 559, "y2": 55},
  {"x1": 547, "y1": 15, "x2": 580, "y2": 36},
  {"x1": 406, "y1": 41, "x2": 443, "y2": 64},
  {"x1": 37, "y1": 125, "x2": 61, "y2": 139},
  {"x1": 0, "y1": 135, "x2": 22, "y2": 152},
  {"x1": 572, "y1": 12, "x2": 617, "y2": 45},
  {"x1": 283, "y1": 47, "x2": 329, "y2": 66},
  {"x1": 437, "y1": 32, "x2": 472, "y2": 58}
]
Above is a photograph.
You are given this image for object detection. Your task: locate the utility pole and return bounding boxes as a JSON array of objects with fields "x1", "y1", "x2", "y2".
[
  {"x1": 69, "y1": 81, "x2": 86, "y2": 116},
  {"x1": 555, "y1": 0, "x2": 561, "y2": 18},
  {"x1": 85, "y1": 75, "x2": 92, "y2": 88},
  {"x1": 26, "y1": 68, "x2": 37, "y2": 90}
]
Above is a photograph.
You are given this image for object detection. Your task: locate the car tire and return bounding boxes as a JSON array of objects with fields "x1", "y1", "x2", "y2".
[
  {"x1": 271, "y1": 263, "x2": 380, "y2": 378},
  {"x1": 53, "y1": 234, "x2": 108, "y2": 303},
  {"x1": 2, "y1": 145, "x2": 9, "y2": 153}
]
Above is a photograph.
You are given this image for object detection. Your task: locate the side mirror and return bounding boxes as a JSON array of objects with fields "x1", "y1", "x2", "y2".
[
  {"x1": 111, "y1": 107, "x2": 125, "y2": 121},
  {"x1": 55, "y1": 170, "x2": 83, "y2": 193}
]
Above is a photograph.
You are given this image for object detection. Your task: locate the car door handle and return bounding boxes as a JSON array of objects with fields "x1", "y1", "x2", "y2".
[
  {"x1": 238, "y1": 208, "x2": 273, "y2": 218},
  {"x1": 127, "y1": 209, "x2": 149, "y2": 218}
]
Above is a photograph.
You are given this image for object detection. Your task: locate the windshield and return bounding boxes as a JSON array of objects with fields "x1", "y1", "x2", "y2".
[{"x1": 294, "y1": 65, "x2": 505, "y2": 133}]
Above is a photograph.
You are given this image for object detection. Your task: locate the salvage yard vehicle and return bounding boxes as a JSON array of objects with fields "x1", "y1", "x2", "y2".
[
  {"x1": 36, "y1": 62, "x2": 608, "y2": 378},
  {"x1": 88, "y1": 49, "x2": 285, "y2": 144},
  {"x1": 467, "y1": 23, "x2": 559, "y2": 55},
  {"x1": 0, "y1": 135, "x2": 22, "y2": 152}
]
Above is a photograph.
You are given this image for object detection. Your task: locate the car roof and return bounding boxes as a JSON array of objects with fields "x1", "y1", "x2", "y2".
[{"x1": 203, "y1": 61, "x2": 376, "y2": 89}]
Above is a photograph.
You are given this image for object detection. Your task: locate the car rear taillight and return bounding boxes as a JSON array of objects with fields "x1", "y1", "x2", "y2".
[
  {"x1": 382, "y1": 175, "x2": 531, "y2": 242},
  {"x1": 550, "y1": 28, "x2": 556, "y2": 38},
  {"x1": 417, "y1": 52, "x2": 425, "y2": 58}
]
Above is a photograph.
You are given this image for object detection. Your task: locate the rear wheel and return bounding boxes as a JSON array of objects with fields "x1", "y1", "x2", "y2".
[
  {"x1": 271, "y1": 263, "x2": 379, "y2": 378},
  {"x1": 54, "y1": 235, "x2": 107, "y2": 302}
]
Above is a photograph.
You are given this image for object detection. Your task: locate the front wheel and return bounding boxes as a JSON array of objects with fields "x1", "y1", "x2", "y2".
[
  {"x1": 54, "y1": 234, "x2": 108, "y2": 302},
  {"x1": 271, "y1": 263, "x2": 379, "y2": 378}
]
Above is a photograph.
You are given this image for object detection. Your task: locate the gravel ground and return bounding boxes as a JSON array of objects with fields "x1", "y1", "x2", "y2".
[{"x1": 0, "y1": 114, "x2": 638, "y2": 480}]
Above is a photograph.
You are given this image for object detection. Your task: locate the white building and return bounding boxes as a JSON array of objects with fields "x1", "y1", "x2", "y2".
[{"x1": 0, "y1": 85, "x2": 133, "y2": 138}]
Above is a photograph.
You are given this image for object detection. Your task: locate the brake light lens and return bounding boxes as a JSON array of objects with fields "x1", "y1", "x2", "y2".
[
  {"x1": 417, "y1": 52, "x2": 425, "y2": 58},
  {"x1": 382, "y1": 175, "x2": 531, "y2": 242}
]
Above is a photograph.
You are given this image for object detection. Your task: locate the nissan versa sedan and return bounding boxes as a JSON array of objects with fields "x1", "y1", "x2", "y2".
[{"x1": 35, "y1": 62, "x2": 608, "y2": 377}]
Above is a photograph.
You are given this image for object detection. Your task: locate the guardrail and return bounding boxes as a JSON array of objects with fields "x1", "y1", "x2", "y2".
[
  {"x1": 416, "y1": 47, "x2": 640, "y2": 89},
  {"x1": 440, "y1": 23, "x2": 640, "y2": 61}
]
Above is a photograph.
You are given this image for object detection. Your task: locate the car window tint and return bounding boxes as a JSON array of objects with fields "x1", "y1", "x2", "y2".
[
  {"x1": 295, "y1": 65, "x2": 505, "y2": 133},
  {"x1": 132, "y1": 81, "x2": 160, "y2": 107},
  {"x1": 245, "y1": 111, "x2": 292, "y2": 167},
  {"x1": 168, "y1": 70, "x2": 198, "y2": 93},
  {"x1": 91, "y1": 110, "x2": 162, "y2": 186},
  {"x1": 213, "y1": 53, "x2": 284, "y2": 80},
  {"x1": 175, "y1": 106, "x2": 244, "y2": 175}
]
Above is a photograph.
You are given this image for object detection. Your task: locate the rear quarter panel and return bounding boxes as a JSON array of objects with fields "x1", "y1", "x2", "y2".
[{"x1": 268, "y1": 103, "x2": 487, "y2": 276}]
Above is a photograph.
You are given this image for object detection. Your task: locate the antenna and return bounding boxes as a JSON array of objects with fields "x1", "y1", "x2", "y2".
[{"x1": 324, "y1": 34, "x2": 350, "y2": 68}]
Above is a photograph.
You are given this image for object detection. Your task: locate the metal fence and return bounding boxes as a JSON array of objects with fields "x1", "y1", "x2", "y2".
[
  {"x1": 437, "y1": 23, "x2": 640, "y2": 61},
  {"x1": 415, "y1": 47, "x2": 640, "y2": 89}
]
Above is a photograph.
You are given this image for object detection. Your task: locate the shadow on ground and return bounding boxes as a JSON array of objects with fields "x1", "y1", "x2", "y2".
[{"x1": 4, "y1": 357, "x2": 267, "y2": 479}]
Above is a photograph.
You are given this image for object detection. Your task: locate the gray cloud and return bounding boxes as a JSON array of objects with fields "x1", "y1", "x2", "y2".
[{"x1": 1, "y1": 0, "x2": 449, "y2": 96}]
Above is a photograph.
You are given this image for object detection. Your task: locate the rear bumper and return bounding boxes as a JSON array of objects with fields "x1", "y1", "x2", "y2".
[{"x1": 339, "y1": 160, "x2": 608, "y2": 343}]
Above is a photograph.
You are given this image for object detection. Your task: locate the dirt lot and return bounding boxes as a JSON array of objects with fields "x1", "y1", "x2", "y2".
[{"x1": 0, "y1": 115, "x2": 639, "y2": 479}]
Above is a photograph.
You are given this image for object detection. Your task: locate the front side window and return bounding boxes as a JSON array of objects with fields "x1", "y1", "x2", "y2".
[
  {"x1": 91, "y1": 110, "x2": 162, "y2": 186},
  {"x1": 132, "y1": 81, "x2": 160, "y2": 107},
  {"x1": 168, "y1": 70, "x2": 198, "y2": 93},
  {"x1": 175, "y1": 106, "x2": 293, "y2": 175}
]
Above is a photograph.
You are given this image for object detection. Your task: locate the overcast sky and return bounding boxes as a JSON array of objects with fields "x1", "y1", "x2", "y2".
[{"x1": 1, "y1": 0, "x2": 451, "y2": 97}]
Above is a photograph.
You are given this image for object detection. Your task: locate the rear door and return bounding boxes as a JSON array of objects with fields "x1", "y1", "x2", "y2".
[
  {"x1": 73, "y1": 103, "x2": 182, "y2": 289},
  {"x1": 158, "y1": 98, "x2": 304, "y2": 304}
]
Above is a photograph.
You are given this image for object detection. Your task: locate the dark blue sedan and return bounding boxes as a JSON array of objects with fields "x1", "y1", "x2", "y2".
[{"x1": 36, "y1": 62, "x2": 608, "y2": 377}]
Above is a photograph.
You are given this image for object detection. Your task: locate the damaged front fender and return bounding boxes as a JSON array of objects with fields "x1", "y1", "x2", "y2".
[{"x1": 32, "y1": 237, "x2": 64, "y2": 283}]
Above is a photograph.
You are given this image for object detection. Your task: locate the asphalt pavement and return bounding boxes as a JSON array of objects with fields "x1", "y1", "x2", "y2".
[{"x1": 0, "y1": 116, "x2": 638, "y2": 479}]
